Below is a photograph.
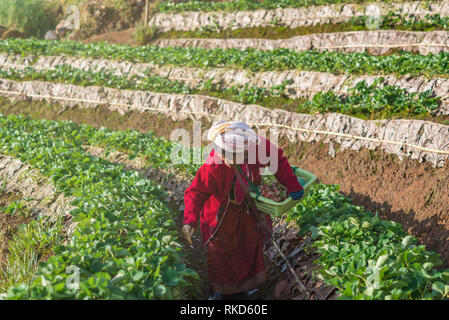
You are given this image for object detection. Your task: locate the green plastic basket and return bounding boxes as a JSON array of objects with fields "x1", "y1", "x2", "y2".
[{"x1": 250, "y1": 166, "x2": 316, "y2": 217}]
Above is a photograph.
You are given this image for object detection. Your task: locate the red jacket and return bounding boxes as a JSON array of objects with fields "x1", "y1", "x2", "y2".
[{"x1": 184, "y1": 136, "x2": 302, "y2": 245}]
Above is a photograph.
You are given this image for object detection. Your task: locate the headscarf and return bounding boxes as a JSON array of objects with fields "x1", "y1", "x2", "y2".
[{"x1": 207, "y1": 121, "x2": 260, "y2": 154}]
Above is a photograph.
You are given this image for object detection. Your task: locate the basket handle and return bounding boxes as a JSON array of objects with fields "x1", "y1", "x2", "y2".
[
  {"x1": 291, "y1": 166, "x2": 298, "y2": 175},
  {"x1": 236, "y1": 165, "x2": 261, "y2": 196}
]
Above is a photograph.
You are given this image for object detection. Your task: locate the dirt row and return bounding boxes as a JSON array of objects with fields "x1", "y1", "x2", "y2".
[
  {"x1": 1, "y1": 53, "x2": 448, "y2": 102},
  {"x1": 150, "y1": 0, "x2": 449, "y2": 32},
  {"x1": 154, "y1": 30, "x2": 449, "y2": 55},
  {"x1": 0, "y1": 78, "x2": 447, "y2": 168}
]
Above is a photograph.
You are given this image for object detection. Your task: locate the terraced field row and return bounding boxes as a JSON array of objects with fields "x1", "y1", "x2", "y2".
[
  {"x1": 2, "y1": 53, "x2": 448, "y2": 104},
  {"x1": 153, "y1": 0, "x2": 447, "y2": 14},
  {"x1": 150, "y1": 0, "x2": 449, "y2": 32},
  {"x1": 1, "y1": 39, "x2": 447, "y2": 76}
]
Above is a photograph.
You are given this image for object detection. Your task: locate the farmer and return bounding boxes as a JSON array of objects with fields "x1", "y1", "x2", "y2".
[{"x1": 182, "y1": 121, "x2": 304, "y2": 300}]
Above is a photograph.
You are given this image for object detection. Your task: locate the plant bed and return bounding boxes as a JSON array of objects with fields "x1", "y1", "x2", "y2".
[
  {"x1": 0, "y1": 38, "x2": 448, "y2": 77},
  {"x1": 0, "y1": 114, "x2": 198, "y2": 299}
]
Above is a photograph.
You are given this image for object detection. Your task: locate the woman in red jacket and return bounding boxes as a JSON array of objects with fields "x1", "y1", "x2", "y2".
[{"x1": 182, "y1": 121, "x2": 304, "y2": 300}]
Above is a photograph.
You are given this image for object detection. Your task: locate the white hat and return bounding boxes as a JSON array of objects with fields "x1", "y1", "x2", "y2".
[{"x1": 207, "y1": 121, "x2": 260, "y2": 154}]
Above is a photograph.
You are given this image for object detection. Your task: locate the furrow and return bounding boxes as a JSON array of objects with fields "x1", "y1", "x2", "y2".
[{"x1": 0, "y1": 154, "x2": 76, "y2": 235}]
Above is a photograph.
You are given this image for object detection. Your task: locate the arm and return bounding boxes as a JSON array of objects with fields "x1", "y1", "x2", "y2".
[{"x1": 184, "y1": 163, "x2": 217, "y2": 228}]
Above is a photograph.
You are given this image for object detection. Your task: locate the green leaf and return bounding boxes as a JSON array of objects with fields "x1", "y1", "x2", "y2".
[
  {"x1": 361, "y1": 221, "x2": 371, "y2": 229},
  {"x1": 349, "y1": 217, "x2": 359, "y2": 227},
  {"x1": 162, "y1": 267, "x2": 179, "y2": 287},
  {"x1": 132, "y1": 271, "x2": 145, "y2": 282},
  {"x1": 401, "y1": 235, "x2": 415, "y2": 247},
  {"x1": 376, "y1": 255, "x2": 389, "y2": 268}
]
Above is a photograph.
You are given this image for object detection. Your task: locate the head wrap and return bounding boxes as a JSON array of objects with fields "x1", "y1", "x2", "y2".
[{"x1": 207, "y1": 121, "x2": 260, "y2": 154}]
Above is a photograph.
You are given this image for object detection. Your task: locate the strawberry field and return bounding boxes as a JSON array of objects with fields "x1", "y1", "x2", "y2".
[
  {"x1": 0, "y1": 115, "x2": 448, "y2": 299},
  {"x1": 0, "y1": 0, "x2": 448, "y2": 300}
]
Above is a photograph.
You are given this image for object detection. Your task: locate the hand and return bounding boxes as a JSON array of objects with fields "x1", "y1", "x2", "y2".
[
  {"x1": 182, "y1": 224, "x2": 195, "y2": 245},
  {"x1": 290, "y1": 189, "x2": 304, "y2": 200}
]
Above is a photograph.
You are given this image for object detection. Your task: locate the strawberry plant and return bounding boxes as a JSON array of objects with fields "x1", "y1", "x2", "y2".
[
  {"x1": 299, "y1": 78, "x2": 441, "y2": 116},
  {"x1": 0, "y1": 65, "x2": 442, "y2": 119},
  {"x1": 154, "y1": 0, "x2": 411, "y2": 13},
  {"x1": 288, "y1": 184, "x2": 449, "y2": 299},
  {"x1": 0, "y1": 114, "x2": 198, "y2": 299}
]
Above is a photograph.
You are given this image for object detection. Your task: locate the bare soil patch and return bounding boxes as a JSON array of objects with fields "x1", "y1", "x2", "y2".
[{"x1": 83, "y1": 28, "x2": 136, "y2": 45}]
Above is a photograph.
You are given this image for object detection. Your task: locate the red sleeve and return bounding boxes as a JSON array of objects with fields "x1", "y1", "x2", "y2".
[
  {"x1": 183, "y1": 163, "x2": 217, "y2": 228},
  {"x1": 257, "y1": 137, "x2": 303, "y2": 194}
]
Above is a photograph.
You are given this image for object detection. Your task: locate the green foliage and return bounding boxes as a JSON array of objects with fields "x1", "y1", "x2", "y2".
[
  {"x1": 0, "y1": 38, "x2": 446, "y2": 77},
  {"x1": 0, "y1": 212, "x2": 64, "y2": 291},
  {"x1": 134, "y1": 23, "x2": 159, "y2": 45},
  {"x1": 287, "y1": 184, "x2": 449, "y2": 300},
  {"x1": 0, "y1": 65, "x2": 441, "y2": 119},
  {"x1": 299, "y1": 78, "x2": 440, "y2": 116},
  {"x1": 0, "y1": 114, "x2": 198, "y2": 299},
  {"x1": 0, "y1": 114, "x2": 448, "y2": 299},
  {"x1": 350, "y1": 13, "x2": 449, "y2": 31},
  {"x1": 154, "y1": 0, "x2": 407, "y2": 13},
  {"x1": 0, "y1": 0, "x2": 56, "y2": 38}
]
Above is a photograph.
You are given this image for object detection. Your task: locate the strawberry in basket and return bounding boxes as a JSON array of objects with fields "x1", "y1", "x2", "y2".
[{"x1": 259, "y1": 182, "x2": 288, "y2": 202}]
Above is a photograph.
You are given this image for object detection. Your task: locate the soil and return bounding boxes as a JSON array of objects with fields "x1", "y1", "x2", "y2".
[{"x1": 83, "y1": 28, "x2": 136, "y2": 45}]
